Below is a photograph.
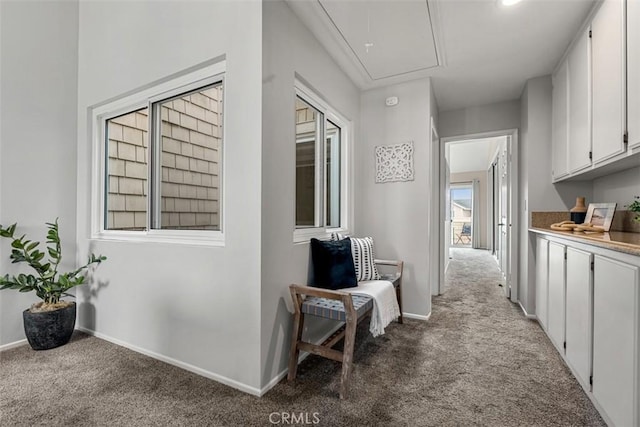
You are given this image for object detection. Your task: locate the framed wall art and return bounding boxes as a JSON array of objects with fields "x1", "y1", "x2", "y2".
[{"x1": 375, "y1": 141, "x2": 414, "y2": 183}]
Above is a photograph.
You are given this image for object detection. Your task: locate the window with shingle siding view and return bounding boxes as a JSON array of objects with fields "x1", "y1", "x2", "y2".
[{"x1": 106, "y1": 84, "x2": 223, "y2": 231}]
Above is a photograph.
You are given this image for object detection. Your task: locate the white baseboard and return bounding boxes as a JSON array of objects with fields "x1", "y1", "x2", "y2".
[
  {"x1": 403, "y1": 311, "x2": 431, "y2": 321},
  {"x1": 76, "y1": 326, "x2": 262, "y2": 396},
  {"x1": 0, "y1": 339, "x2": 27, "y2": 352},
  {"x1": 518, "y1": 301, "x2": 537, "y2": 320}
]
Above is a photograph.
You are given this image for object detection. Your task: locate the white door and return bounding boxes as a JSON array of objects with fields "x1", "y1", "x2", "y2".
[
  {"x1": 547, "y1": 242, "x2": 566, "y2": 353},
  {"x1": 491, "y1": 137, "x2": 516, "y2": 299},
  {"x1": 565, "y1": 247, "x2": 593, "y2": 389},
  {"x1": 499, "y1": 141, "x2": 509, "y2": 296},
  {"x1": 444, "y1": 153, "x2": 451, "y2": 274},
  {"x1": 492, "y1": 160, "x2": 499, "y2": 256}
]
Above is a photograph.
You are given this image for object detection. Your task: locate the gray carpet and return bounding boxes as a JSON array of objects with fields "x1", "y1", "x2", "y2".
[{"x1": 0, "y1": 248, "x2": 604, "y2": 426}]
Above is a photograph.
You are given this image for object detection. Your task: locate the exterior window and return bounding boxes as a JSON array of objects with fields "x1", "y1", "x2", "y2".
[
  {"x1": 104, "y1": 82, "x2": 223, "y2": 232},
  {"x1": 106, "y1": 108, "x2": 149, "y2": 230},
  {"x1": 156, "y1": 84, "x2": 223, "y2": 230},
  {"x1": 93, "y1": 61, "x2": 225, "y2": 244},
  {"x1": 294, "y1": 82, "x2": 349, "y2": 241},
  {"x1": 326, "y1": 120, "x2": 341, "y2": 228},
  {"x1": 295, "y1": 98, "x2": 321, "y2": 227}
]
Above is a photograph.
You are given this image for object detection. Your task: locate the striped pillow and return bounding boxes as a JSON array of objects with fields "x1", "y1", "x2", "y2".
[
  {"x1": 329, "y1": 233, "x2": 381, "y2": 281},
  {"x1": 329, "y1": 232, "x2": 346, "y2": 241},
  {"x1": 349, "y1": 236, "x2": 381, "y2": 281}
]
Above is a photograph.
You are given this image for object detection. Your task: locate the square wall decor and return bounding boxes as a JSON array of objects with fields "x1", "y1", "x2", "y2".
[{"x1": 375, "y1": 141, "x2": 414, "y2": 183}]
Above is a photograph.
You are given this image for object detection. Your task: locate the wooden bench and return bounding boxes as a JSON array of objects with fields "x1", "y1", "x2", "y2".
[{"x1": 287, "y1": 259, "x2": 403, "y2": 399}]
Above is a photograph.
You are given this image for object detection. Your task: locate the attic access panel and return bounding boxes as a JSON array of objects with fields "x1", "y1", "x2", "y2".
[{"x1": 318, "y1": 0, "x2": 439, "y2": 80}]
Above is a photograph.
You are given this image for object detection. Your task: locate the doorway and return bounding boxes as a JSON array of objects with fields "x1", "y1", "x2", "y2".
[
  {"x1": 437, "y1": 130, "x2": 519, "y2": 301},
  {"x1": 450, "y1": 183, "x2": 473, "y2": 247}
]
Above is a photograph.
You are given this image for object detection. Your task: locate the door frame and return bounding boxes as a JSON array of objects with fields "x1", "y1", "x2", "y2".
[{"x1": 437, "y1": 129, "x2": 519, "y2": 302}]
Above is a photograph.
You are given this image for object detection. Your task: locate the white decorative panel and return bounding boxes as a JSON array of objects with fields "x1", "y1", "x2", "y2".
[{"x1": 375, "y1": 141, "x2": 414, "y2": 183}]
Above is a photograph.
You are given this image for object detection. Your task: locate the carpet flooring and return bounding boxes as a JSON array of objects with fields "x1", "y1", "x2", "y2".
[{"x1": 0, "y1": 248, "x2": 605, "y2": 426}]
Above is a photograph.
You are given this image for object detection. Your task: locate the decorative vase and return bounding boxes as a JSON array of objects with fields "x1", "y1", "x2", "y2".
[
  {"x1": 23, "y1": 302, "x2": 76, "y2": 350},
  {"x1": 570, "y1": 197, "x2": 588, "y2": 224}
]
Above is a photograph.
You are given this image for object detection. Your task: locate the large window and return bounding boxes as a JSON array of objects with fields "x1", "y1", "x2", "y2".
[
  {"x1": 294, "y1": 82, "x2": 349, "y2": 241},
  {"x1": 93, "y1": 62, "x2": 225, "y2": 245}
]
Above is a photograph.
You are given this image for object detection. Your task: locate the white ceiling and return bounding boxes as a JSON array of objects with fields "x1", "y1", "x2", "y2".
[
  {"x1": 449, "y1": 137, "x2": 503, "y2": 174},
  {"x1": 286, "y1": 0, "x2": 597, "y2": 111},
  {"x1": 318, "y1": 0, "x2": 439, "y2": 80}
]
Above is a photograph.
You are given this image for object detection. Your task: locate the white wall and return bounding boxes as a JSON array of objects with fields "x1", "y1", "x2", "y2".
[
  {"x1": 450, "y1": 171, "x2": 488, "y2": 249},
  {"x1": 358, "y1": 78, "x2": 435, "y2": 318},
  {"x1": 260, "y1": 0, "x2": 361, "y2": 388},
  {"x1": 75, "y1": 1, "x2": 263, "y2": 391},
  {"x1": 438, "y1": 100, "x2": 521, "y2": 139},
  {"x1": 518, "y1": 76, "x2": 592, "y2": 315},
  {"x1": 0, "y1": 1, "x2": 79, "y2": 347},
  {"x1": 592, "y1": 166, "x2": 640, "y2": 208}
]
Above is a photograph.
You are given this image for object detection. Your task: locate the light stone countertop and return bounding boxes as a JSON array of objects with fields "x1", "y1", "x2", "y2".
[{"x1": 529, "y1": 227, "x2": 640, "y2": 257}]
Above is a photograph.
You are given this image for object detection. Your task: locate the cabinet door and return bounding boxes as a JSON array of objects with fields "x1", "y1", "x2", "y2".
[
  {"x1": 565, "y1": 247, "x2": 593, "y2": 389},
  {"x1": 592, "y1": 0, "x2": 626, "y2": 163},
  {"x1": 592, "y1": 256, "x2": 639, "y2": 427},
  {"x1": 535, "y1": 237, "x2": 549, "y2": 330},
  {"x1": 547, "y1": 242, "x2": 566, "y2": 353},
  {"x1": 628, "y1": 0, "x2": 640, "y2": 149},
  {"x1": 568, "y1": 28, "x2": 592, "y2": 173},
  {"x1": 552, "y1": 61, "x2": 569, "y2": 180}
]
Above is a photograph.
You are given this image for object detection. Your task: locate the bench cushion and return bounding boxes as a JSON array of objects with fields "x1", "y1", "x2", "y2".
[{"x1": 301, "y1": 294, "x2": 373, "y2": 321}]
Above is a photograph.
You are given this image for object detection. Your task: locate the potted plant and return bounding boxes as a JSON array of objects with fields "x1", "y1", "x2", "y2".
[
  {"x1": 0, "y1": 219, "x2": 106, "y2": 350},
  {"x1": 627, "y1": 196, "x2": 640, "y2": 223}
]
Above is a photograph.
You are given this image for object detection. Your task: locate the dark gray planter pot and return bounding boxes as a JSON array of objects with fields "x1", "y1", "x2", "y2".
[{"x1": 23, "y1": 302, "x2": 76, "y2": 350}]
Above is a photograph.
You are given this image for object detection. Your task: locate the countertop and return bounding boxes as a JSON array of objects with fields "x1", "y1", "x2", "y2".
[{"x1": 529, "y1": 227, "x2": 640, "y2": 257}]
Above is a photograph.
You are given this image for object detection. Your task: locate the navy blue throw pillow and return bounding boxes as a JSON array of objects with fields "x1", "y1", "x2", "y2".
[{"x1": 310, "y1": 237, "x2": 357, "y2": 290}]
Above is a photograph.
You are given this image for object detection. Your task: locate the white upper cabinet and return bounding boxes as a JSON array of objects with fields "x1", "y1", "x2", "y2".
[
  {"x1": 552, "y1": 61, "x2": 569, "y2": 181},
  {"x1": 591, "y1": 0, "x2": 626, "y2": 163},
  {"x1": 568, "y1": 28, "x2": 592, "y2": 173},
  {"x1": 628, "y1": 0, "x2": 640, "y2": 149}
]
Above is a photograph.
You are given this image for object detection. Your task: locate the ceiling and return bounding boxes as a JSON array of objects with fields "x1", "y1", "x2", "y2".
[
  {"x1": 449, "y1": 137, "x2": 503, "y2": 174},
  {"x1": 317, "y1": 0, "x2": 439, "y2": 80},
  {"x1": 286, "y1": 0, "x2": 597, "y2": 111}
]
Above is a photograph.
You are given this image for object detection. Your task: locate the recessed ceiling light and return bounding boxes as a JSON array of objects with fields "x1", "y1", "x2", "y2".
[{"x1": 501, "y1": 0, "x2": 523, "y2": 5}]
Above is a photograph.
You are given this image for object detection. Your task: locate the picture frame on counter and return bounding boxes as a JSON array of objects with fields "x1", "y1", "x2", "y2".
[{"x1": 585, "y1": 203, "x2": 617, "y2": 231}]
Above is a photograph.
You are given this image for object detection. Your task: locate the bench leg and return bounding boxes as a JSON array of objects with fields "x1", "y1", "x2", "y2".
[
  {"x1": 339, "y1": 316, "x2": 357, "y2": 399},
  {"x1": 396, "y1": 285, "x2": 403, "y2": 324},
  {"x1": 288, "y1": 311, "x2": 305, "y2": 381}
]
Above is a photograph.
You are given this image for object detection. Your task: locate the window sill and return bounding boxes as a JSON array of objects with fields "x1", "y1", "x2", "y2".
[
  {"x1": 293, "y1": 227, "x2": 349, "y2": 244},
  {"x1": 91, "y1": 230, "x2": 225, "y2": 247}
]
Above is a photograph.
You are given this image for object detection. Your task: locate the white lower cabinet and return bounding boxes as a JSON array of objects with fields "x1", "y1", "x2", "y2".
[
  {"x1": 535, "y1": 237, "x2": 549, "y2": 330},
  {"x1": 535, "y1": 235, "x2": 640, "y2": 426},
  {"x1": 565, "y1": 247, "x2": 593, "y2": 389},
  {"x1": 592, "y1": 255, "x2": 639, "y2": 427},
  {"x1": 547, "y1": 242, "x2": 566, "y2": 353}
]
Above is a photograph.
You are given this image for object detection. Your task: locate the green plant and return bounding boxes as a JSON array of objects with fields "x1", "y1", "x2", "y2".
[
  {"x1": 627, "y1": 196, "x2": 640, "y2": 223},
  {"x1": 0, "y1": 219, "x2": 106, "y2": 306}
]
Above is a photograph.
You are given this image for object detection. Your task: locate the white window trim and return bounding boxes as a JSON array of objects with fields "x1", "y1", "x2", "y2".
[
  {"x1": 90, "y1": 61, "x2": 226, "y2": 246},
  {"x1": 293, "y1": 80, "x2": 353, "y2": 243}
]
